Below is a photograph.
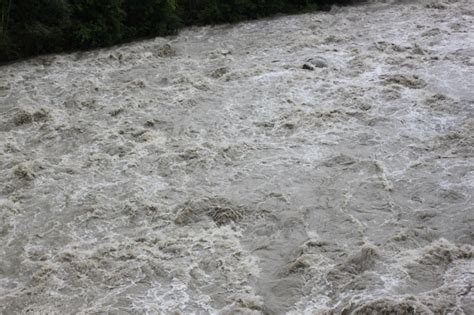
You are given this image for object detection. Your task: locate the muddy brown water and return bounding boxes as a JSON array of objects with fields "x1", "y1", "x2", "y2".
[{"x1": 1, "y1": 0, "x2": 473, "y2": 313}]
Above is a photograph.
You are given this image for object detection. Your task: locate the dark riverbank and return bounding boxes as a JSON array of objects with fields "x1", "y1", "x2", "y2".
[{"x1": 0, "y1": 0, "x2": 358, "y2": 63}]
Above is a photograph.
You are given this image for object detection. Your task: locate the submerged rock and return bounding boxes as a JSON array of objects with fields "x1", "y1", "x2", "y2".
[
  {"x1": 426, "y1": 2, "x2": 448, "y2": 10},
  {"x1": 350, "y1": 298, "x2": 432, "y2": 315},
  {"x1": 13, "y1": 164, "x2": 36, "y2": 181},
  {"x1": 13, "y1": 110, "x2": 33, "y2": 126},
  {"x1": 380, "y1": 74, "x2": 426, "y2": 89},
  {"x1": 210, "y1": 67, "x2": 229, "y2": 78},
  {"x1": 307, "y1": 57, "x2": 328, "y2": 68},
  {"x1": 156, "y1": 44, "x2": 176, "y2": 57},
  {"x1": 174, "y1": 198, "x2": 245, "y2": 226}
]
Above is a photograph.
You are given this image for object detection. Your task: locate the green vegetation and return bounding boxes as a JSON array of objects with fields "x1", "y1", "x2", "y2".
[{"x1": 0, "y1": 0, "x2": 355, "y2": 62}]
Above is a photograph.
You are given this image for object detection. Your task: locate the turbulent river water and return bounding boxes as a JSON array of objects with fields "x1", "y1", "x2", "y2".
[{"x1": 1, "y1": 0, "x2": 473, "y2": 313}]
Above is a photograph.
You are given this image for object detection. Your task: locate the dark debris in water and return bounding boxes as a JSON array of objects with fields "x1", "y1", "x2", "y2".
[{"x1": 174, "y1": 197, "x2": 245, "y2": 226}]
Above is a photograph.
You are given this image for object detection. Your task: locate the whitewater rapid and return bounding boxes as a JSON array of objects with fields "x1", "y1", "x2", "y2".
[{"x1": 1, "y1": 0, "x2": 473, "y2": 313}]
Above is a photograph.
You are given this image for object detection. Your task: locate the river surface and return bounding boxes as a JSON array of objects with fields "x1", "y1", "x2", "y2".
[{"x1": 1, "y1": 0, "x2": 473, "y2": 313}]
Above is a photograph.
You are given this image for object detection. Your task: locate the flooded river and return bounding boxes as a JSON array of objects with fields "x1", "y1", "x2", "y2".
[{"x1": 1, "y1": 0, "x2": 473, "y2": 313}]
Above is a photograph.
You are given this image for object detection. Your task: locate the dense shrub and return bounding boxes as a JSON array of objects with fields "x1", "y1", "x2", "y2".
[
  {"x1": 124, "y1": 0, "x2": 180, "y2": 37},
  {"x1": 68, "y1": 0, "x2": 124, "y2": 48},
  {"x1": 0, "y1": 0, "x2": 71, "y2": 60},
  {"x1": 0, "y1": 0, "x2": 357, "y2": 62}
]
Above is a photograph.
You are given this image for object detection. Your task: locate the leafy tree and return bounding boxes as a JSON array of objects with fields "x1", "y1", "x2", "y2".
[
  {"x1": 68, "y1": 0, "x2": 124, "y2": 48},
  {"x1": 1, "y1": 0, "x2": 70, "y2": 59},
  {"x1": 0, "y1": 0, "x2": 359, "y2": 62},
  {"x1": 124, "y1": 0, "x2": 180, "y2": 37}
]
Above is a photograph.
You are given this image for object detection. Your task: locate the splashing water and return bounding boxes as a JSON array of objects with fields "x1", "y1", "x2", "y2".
[{"x1": 1, "y1": 0, "x2": 473, "y2": 313}]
